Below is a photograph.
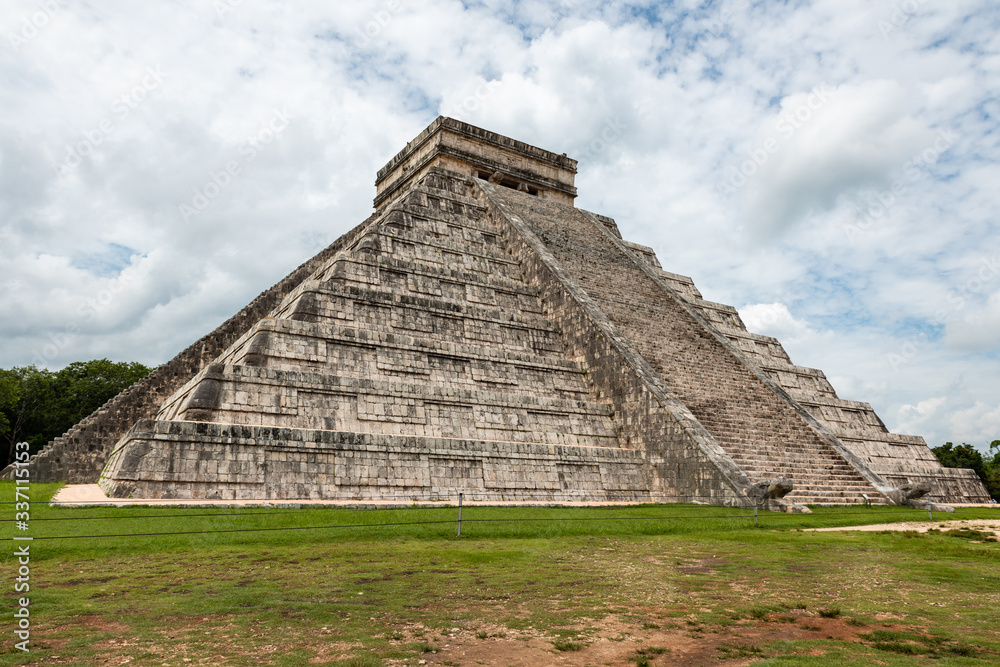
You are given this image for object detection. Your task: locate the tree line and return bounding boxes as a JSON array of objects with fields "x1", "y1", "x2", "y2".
[
  {"x1": 0, "y1": 359, "x2": 153, "y2": 467},
  {"x1": 931, "y1": 441, "x2": 1000, "y2": 501}
]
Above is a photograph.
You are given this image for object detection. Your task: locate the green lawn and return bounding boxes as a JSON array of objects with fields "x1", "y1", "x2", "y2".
[{"x1": 2, "y1": 482, "x2": 998, "y2": 666}]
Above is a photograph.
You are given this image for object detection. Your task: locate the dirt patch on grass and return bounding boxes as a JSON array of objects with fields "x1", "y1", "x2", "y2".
[
  {"x1": 400, "y1": 611, "x2": 872, "y2": 666},
  {"x1": 50, "y1": 576, "x2": 117, "y2": 587},
  {"x1": 673, "y1": 556, "x2": 725, "y2": 575},
  {"x1": 38, "y1": 615, "x2": 131, "y2": 663}
]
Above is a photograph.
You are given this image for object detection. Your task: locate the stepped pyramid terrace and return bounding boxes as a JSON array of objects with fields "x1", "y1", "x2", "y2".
[{"x1": 6, "y1": 117, "x2": 991, "y2": 507}]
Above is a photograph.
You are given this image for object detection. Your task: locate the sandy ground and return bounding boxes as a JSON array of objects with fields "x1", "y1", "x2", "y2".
[{"x1": 805, "y1": 518, "x2": 1000, "y2": 536}]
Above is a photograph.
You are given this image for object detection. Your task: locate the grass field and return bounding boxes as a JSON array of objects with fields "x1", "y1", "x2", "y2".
[{"x1": 1, "y1": 482, "x2": 999, "y2": 666}]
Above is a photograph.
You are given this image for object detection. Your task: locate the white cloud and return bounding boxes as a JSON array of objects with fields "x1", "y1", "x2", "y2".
[
  {"x1": 898, "y1": 394, "x2": 1000, "y2": 452},
  {"x1": 738, "y1": 79, "x2": 933, "y2": 236},
  {"x1": 945, "y1": 289, "x2": 1000, "y2": 352},
  {"x1": 897, "y1": 395, "x2": 949, "y2": 434},
  {"x1": 739, "y1": 302, "x2": 814, "y2": 343}
]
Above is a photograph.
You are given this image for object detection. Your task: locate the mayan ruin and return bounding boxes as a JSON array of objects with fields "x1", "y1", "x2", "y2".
[{"x1": 8, "y1": 118, "x2": 991, "y2": 508}]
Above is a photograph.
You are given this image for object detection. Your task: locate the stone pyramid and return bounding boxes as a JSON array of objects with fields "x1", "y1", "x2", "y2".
[{"x1": 14, "y1": 118, "x2": 991, "y2": 505}]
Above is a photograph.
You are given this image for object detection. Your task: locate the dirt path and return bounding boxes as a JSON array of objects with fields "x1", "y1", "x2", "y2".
[{"x1": 805, "y1": 518, "x2": 1000, "y2": 537}]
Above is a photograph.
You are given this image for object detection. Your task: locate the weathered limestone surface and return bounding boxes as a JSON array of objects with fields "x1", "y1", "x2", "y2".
[
  {"x1": 375, "y1": 117, "x2": 578, "y2": 208},
  {"x1": 104, "y1": 420, "x2": 649, "y2": 501},
  {"x1": 24, "y1": 116, "x2": 990, "y2": 504},
  {"x1": 102, "y1": 168, "x2": 658, "y2": 501}
]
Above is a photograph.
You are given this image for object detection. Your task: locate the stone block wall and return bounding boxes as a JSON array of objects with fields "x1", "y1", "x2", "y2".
[
  {"x1": 100, "y1": 167, "x2": 651, "y2": 502},
  {"x1": 102, "y1": 420, "x2": 650, "y2": 502}
]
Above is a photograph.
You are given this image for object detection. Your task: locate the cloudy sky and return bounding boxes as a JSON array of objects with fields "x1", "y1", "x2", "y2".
[{"x1": 1, "y1": 0, "x2": 998, "y2": 452}]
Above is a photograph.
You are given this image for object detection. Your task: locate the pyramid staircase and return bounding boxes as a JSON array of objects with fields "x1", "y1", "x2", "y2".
[
  {"x1": 484, "y1": 186, "x2": 888, "y2": 505},
  {"x1": 565, "y1": 207, "x2": 987, "y2": 503},
  {"x1": 652, "y1": 266, "x2": 987, "y2": 502}
]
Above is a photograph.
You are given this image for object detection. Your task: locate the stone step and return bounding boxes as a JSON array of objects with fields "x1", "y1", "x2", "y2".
[
  {"x1": 319, "y1": 255, "x2": 541, "y2": 301},
  {"x1": 714, "y1": 325, "x2": 788, "y2": 352},
  {"x1": 411, "y1": 182, "x2": 490, "y2": 213},
  {"x1": 386, "y1": 199, "x2": 499, "y2": 239},
  {"x1": 657, "y1": 269, "x2": 702, "y2": 300},
  {"x1": 829, "y1": 427, "x2": 925, "y2": 445},
  {"x1": 755, "y1": 362, "x2": 838, "y2": 398},
  {"x1": 786, "y1": 484, "x2": 879, "y2": 495},
  {"x1": 161, "y1": 364, "x2": 618, "y2": 449},
  {"x1": 280, "y1": 281, "x2": 558, "y2": 334},
  {"x1": 685, "y1": 297, "x2": 746, "y2": 329},
  {"x1": 740, "y1": 470, "x2": 874, "y2": 486},
  {"x1": 788, "y1": 495, "x2": 884, "y2": 506},
  {"x1": 736, "y1": 460, "x2": 868, "y2": 475},
  {"x1": 400, "y1": 184, "x2": 491, "y2": 220},
  {"x1": 100, "y1": 420, "x2": 649, "y2": 503},
  {"x1": 364, "y1": 221, "x2": 518, "y2": 267},
  {"x1": 228, "y1": 318, "x2": 583, "y2": 371},
  {"x1": 797, "y1": 398, "x2": 886, "y2": 431},
  {"x1": 275, "y1": 285, "x2": 564, "y2": 356},
  {"x1": 175, "y1": 364, "x2": 613, "y2": 416},
  {"x1": 320, "y1": 259, "x2": 544, "y2": 315},
  {"x1": 220, "y1": 320, "x2": 591, "y2": 399},
  {"x1": 730, "y1": 451, "x2": 862, "y2": 466},
  {"x1": 767, "y1": 480, "x2": 877, "y2": 492},
  {"x1": 788, "y1": 491, "x2": 880, "y2": 501},
  {"x1": 738, "y1": 469, "x2": 868, "y2": 483}
]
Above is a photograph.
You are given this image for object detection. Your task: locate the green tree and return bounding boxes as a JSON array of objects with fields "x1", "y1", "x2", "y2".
[
  {"x1": 932, "y1": 442, "x2": 986, "y2": 477},
  {"x1": 933, "y1": 441, "x2": 999, "y2": 501},
  {"x1": 0, "y1": 370, "x2": 20, "y2": 442},
  {"x1": 46, "y1": 359, "x2": 152, "y2": 432},
  {"x1": 0, "y1": 366, "x2": 54, "y2": 466},
  {"x1": 0, "y1": 359, "x2": 153, "y2": 466},
  {"x1": 985, "y1": 440, "x2": 1000, "y2": 501}
]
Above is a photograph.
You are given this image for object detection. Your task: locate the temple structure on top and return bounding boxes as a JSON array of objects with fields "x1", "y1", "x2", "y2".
[
  {"x1": 374, "y1": 117, "x2": 578, "y2": 209},
  {"x1": 6, "y1": 117, "x2": 990, "y2": 506}
]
